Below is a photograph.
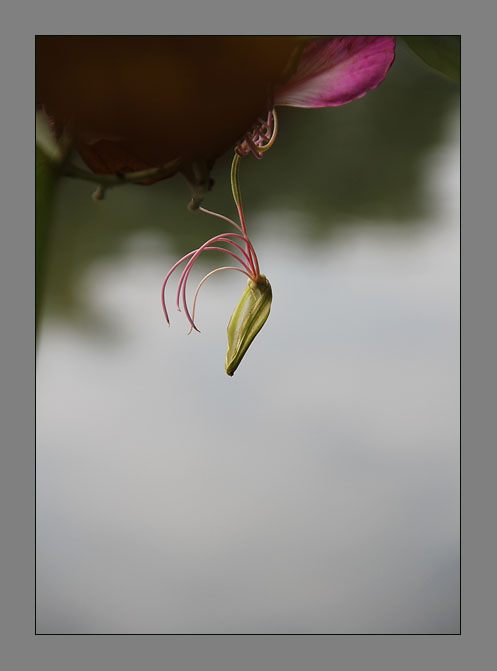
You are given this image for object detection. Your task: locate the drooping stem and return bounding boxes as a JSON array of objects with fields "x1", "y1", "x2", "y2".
[
  {"x1": 260, "y1": 108, "x2": 278, "y2": 153},
  {"x1": 230, "y1": 153, "x2": 260, "y2": 278},
  {"x1": 161, "y1": 134, "x2": 270, "y2": 332},
  {"x1": 230, "y1": 153, "x2": 244, "y2": 220}
]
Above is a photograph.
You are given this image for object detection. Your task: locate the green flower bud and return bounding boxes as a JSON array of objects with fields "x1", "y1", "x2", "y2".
[{"x1": 225, "y1": 275, "x2": 272, "y2": 376}]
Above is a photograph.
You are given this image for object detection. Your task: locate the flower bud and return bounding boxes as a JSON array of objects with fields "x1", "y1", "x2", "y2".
[{"x1": 225, "y1": 275, "x2": 272, "y2": 376}]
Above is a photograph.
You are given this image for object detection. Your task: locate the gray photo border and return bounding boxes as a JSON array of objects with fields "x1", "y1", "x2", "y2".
[{"x1": 3, "y1": 0, "x2": 492, "y2": 668}]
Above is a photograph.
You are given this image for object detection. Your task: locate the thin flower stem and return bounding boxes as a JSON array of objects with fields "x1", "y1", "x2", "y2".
[
  {"x1": 230, "y1": 153, "x2": 244, "y2": 215},
  {"x1": 230, "y1": 154, "x2": 260, "y2": 277},
  {"x1": 259, "y1": 108, "x2": 278, "y2": 153}
]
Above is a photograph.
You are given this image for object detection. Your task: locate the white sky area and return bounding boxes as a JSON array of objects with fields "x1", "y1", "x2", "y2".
[{"x1": 36, "y1": 115, "x2": 459, "y2": 634}]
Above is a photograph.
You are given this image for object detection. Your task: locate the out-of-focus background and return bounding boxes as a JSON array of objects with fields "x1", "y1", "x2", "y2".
[{"x1": 36, "y1": 40, "x2": 460, "y2": 634}]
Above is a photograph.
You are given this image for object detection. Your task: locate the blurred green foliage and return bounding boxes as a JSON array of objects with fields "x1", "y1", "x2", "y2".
[
  {"x1": 401, "y1": 36, "x2": 460, "y2": 83},
  {"x1": 36, "y1": 148, "x2": 59, "y2": 329},
  {"x1": 38, "y1": 40, "x2": 459, "y2": 326}
]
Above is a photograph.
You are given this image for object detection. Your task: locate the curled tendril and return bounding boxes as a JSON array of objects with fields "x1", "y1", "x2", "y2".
[{"x1": 235, "y1": 108, "x2": 278, "y2": 159}]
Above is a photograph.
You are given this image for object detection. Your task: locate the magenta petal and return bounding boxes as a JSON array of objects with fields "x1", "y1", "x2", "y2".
[{"x1": 274, "y1": 36, "x2": 396, "y2": 108}]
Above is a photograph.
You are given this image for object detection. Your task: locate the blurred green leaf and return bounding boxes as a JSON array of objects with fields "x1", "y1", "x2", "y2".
[
  {"x1": 36, "y1": 147, "x2": 59, "y2": 331},
  {"x1": 401, "y1": 36, "x2": 460, "y2": 83},
  {"x1": 36, "y1": 110, "x2": 63, "y2": 161}
]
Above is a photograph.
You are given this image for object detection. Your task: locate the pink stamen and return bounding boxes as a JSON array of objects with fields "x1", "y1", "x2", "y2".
[
  {"x1": 162, "y1": 144, "x2": 266, "y2": 334},
  {"x1": 198, "y1": 206, "x2": 257, "y2": 272},
  {"x1": 175, "y1": 232, "x2": 257, "y2": 299},
  {"x1": 200, "y1": 204, "x2": 259, "y2": 277},
  {"x1": 161, "y1": 238, "x2": 253, "y2": 326},
  {"x1": 234, "y1": 202, "x2": 260, "y2": 278},
  {"x1": 187, "y1": 266, "x2": 251, "y2": 334},
  {"x1": 216, "y1": 237, "x2": 254, "y2": 266},
  {"x1": 198, "y1": 207, "x2": 243, "y2": 233},
  {"x1": 161, "y1": 249, "x2": 199, "y2": 325},
  {"x1": 177, "y1": 236, "x2": 256, "y2": 332},
  {"x1": 176, "y1": 244, "x2": 252, "y2": 310}
]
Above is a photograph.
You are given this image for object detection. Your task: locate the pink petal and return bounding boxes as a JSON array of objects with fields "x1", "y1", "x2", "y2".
[{"x1": 274, "y1": 36, "x2": 396, "y2": 108}]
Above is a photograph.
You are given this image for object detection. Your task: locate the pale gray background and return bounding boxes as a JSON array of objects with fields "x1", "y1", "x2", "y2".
[{"x1": 36, "y1": 96, "x2": 459, "y2": 634}]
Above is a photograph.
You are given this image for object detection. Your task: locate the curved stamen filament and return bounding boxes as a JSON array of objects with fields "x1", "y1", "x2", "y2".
[
  {"x1": 177, "y1": 238, "x2": 256, "y2": 332},
  {"x1": 176, "y1": 232, "x2": 258, "y2": 299},
  {"x1": 162, "y1": 137, "x2": 266, "y2": 334},
  {"x1": 162, "y1": 249, "x2": 199, "y2": 325},
  {"x1": 176, "y1": 245, "x2": 252, "y2": 312},
  {"x1": 162, "y1": 228, "x2": 260, "y2": 332},
  {"x1": 162, "y1": 239, "x2": 252, "y2": 325},
  {"x1": 198, "y1": 206, "x2": 243, "y2": 233},
  {"x1": 187, "y1": 266, "x2": 250, "y2": 334},
  {"x1": 199, "y1": 196, "x2": 259, "y2": 276},
  {"x1": 215, "y1": 237, "x2": 254, "y2": 267}
]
